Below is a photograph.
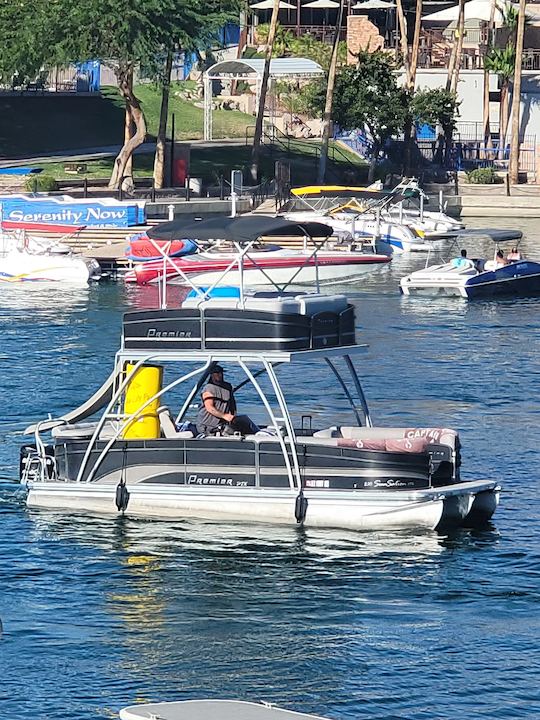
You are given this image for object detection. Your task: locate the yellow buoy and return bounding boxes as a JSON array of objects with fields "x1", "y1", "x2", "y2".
[{"x1": 122, "y1": 363, "x2": 163, "y2": 439}]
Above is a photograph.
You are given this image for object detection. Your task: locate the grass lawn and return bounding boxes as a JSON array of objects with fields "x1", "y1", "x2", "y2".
[
  {"x1": 24, "y1": 141, "x2": 367, "y2": 187},
  {"x1": 0, "y1": 83, "x2": 256, "y2": 157},
  {"x1": 1, "y1": 82, "x2": 367, "y2": 185}
]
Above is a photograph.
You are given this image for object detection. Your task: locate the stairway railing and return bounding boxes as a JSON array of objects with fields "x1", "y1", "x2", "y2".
[{"x1": 245, "y1": 123, "x2": 363, "y2": 180}]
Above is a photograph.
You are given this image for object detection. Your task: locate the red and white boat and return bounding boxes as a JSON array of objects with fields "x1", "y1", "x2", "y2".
[{"x1": 124, "y1": 217, "x2": 390, "y2": 288}]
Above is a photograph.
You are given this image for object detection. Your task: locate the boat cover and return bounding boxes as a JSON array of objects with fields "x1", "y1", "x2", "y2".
[
  {"x1": 457, "y1": 228, "x2": 523, "y2": 243},
  {"x1": 147, "y1": 216, "x2": 334, "y2": 244}
]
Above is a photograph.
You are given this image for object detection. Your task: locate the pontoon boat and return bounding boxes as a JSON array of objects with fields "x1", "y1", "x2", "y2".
[{"x1": 21, "y1": 219, "x2": 499, "y2": 532}]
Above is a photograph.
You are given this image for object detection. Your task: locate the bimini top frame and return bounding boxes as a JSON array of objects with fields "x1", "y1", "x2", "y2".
[
  {"x1": 144, "y1": 215, "x2": 336, "y2": 306},
  {"x1": 69, "y1": 345, "x2": 371, "y2": 491}
]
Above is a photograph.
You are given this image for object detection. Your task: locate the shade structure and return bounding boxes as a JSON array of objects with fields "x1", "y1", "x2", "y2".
[
  {"x1": 422, "y1": 0, "x2": 516, "y2": 23},
  {"x1": 250, "y1": 0, "x2": 295, "y2": 8},
  {"x1": 304, "y1": 0, "x2": 340, "y2": 7},
  {"x1": 352, "y1": 0, "x2": 396, "y2": 9},
  {"x1": 147, "y1": 216, "x2": 334, "y2": 244}
]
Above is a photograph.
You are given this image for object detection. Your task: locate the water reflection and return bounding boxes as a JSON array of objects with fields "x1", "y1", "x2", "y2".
[{"x1": 24, "y1": 506, "x2": 498, "y2": 566}]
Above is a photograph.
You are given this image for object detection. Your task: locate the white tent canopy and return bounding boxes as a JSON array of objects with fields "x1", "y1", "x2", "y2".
[
  {"x1": 250, "y1": 0, "x2": 296, "y2": 9},
  {"x1": 422, "y1": 0, "x2": 517, "y2": 23},
  {"x1": 352, "y1": 0, "x2": 396, "y2": 9},
  {"x1": 203, "y1": 59, "x2": 324, "y2": 141}
]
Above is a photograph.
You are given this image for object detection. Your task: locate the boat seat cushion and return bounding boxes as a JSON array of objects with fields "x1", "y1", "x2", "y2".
[
  {"x1": 157, "y1": 406, "x2": 196, "y2": 438},
  {"x1": 52, "y1": 421, "x2": 118, "y2": 440},
  {"x1": 313, "y1": 426, "x2": 457, "y2": 451}
]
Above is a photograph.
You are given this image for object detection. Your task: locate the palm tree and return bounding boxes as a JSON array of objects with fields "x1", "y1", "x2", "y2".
[
  {"x1": 446, "y1": 0, "x2": 465, "y2": 93},
  {"x1": 482, "y1": 0, "x2": 498, "y2": 147},
  {"x1": 408, "y1": 0, "x2": 423, "y2": 92},
  {"x1": 484, "y1": 45, "x2": 515, "y2": 159},
  {"x1": 509, "y1": 0, "x2": 527, "y2": 183},
  {"x1": 153, "y1": 50, "x2": 173, "y2": 189},
  {"x1": 395, "y1": 0, "x2": 410, "y2": 84},
  {"x1": 317, "y1": 0, "x2": 345, "y2": 183},
  {"x1": 251, "y1": 0, "x2": 281, "y2": 181}
]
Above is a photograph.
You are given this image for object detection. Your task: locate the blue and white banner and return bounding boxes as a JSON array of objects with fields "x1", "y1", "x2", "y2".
[{"x1": 0, "y1": 195, "x2": 146, "y2": 228}]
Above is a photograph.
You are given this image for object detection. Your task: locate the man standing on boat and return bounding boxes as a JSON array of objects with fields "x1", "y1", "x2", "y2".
[{"x1": 196, "y1": 365, "x2": 237, "y2": 435}]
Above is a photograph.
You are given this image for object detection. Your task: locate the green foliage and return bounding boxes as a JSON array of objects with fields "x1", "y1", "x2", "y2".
[
  {"x1": 466, "y1": 167, "x2": 501, "y2": 184},
  {"x1": 253, "y1": 23, "x2": 346, "y2": 70},
  {"x1": 484, "y1": 45, "x2": 516, "y2": 81},
  {"x1": 500, "y1": 2, "x2": 519, "y2": 31},
  {"x1": 0, "y1": 0, "x2": 241, "y2": 80},
  {"x1": 326, "y1": 52, "x2": 409, "y2": 150},
  {"x1": 412, "y1": 87, "x2": 460, "y2": 135},
  {"x1": 24, "y1": 174, "x2": 58, "y2": 192},
  {"x1": 272, "y1": 80, "x2": 321, "y2": 117}
]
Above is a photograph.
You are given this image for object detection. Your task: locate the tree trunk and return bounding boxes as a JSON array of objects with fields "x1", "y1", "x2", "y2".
[
  {"x1": 124, "y1": 106, "x2": 133, "y2": 180},
  {"x1": 509, "y1": 0, "x2": 526, "y2": 183},
  {"x1": 153, "y1": 50, "x2": 173, "y2": 189},
  {"x1": 395, "y1": 0, "x2": 410, "y2": 85},
  {"x1": 482, "y1": 0, "x2": 497, "y2": 147},
  {"x1": 449, "y1": 0, "x2": 466, "y2": 93},
  {"x1": 498, "y1": 81, "x2": 509, "y2": 160},
  {"x1": 122, "y1": 69, "x2": 134, "y2": 184},
  {"x1": 250, "y1": 0, "x2": 280, "y2": 182},
  {"x1": 317, "y1": 0, "x2": 345, "y2": 184},
  {"x1": 367, "y1": 142, "x2": 380, "y2": 183},
  {"x1": 108, "y1": 64, "x2": 147, "y2": 191},
  {"x1": 402, "y1": 0, "x2": 422, "y2": 175},
  {"x1": 482, "y1": 68, "x2": 491, "y2": 150},
  {"x1": 408, "y1": 0, "x2": 423, "y2": 91}
]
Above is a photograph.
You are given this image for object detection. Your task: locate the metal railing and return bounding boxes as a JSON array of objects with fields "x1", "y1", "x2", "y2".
[{"x1": 245, "y1": 123, "x2": 363, "y2": 180}]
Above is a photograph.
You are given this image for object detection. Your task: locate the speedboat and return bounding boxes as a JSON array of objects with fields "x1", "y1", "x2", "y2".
[
  {"x1": 21, "y1": 218, "x2": 499, "y2": 532},
  {"x1": 120, "y1": 699, "x2": 333, "y2": 720},
  {"x1": 283, "y1": 205, "x2": 429, "y2": 255},
  {"x1": 0, "y1": 230, "x2": 102, "y2": 283},
  {"x1": 400, "y1": 229, "x2": 540, "y2": 299},
  {"x1": 124, "y1": 216, "x2": 390, "y2": 287},
  {"x1": 288, "y1": 182, "x2": 463, "y2": 244},
  {"x1": 283, "y1": 189, "x2": 436, "y2": 254}
]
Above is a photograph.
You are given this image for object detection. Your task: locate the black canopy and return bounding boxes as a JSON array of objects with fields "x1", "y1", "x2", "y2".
[
  {"x1": 147, "y1": 215, "x2": 334, "y2": 243},
  {"x1": 457, "y1": 228, "x2": 523, "y2": 243}
]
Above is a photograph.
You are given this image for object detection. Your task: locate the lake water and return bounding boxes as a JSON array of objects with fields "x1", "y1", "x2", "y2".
[{"x1": 1, "y1": 219, "x2": 539, "y2": 720}]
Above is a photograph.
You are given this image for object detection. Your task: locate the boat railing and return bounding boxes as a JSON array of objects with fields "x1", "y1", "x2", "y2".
[
  {"x1": 72, "y1": 354, "x2": 306, "y2": 492},
  {"x1": 76, "y1": 359, "x2": 212, "y2": 484}
]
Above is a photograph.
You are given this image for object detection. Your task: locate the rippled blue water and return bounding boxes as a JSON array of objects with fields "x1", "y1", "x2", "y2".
[{"x1": 1, "y1": 219, "x2": 539, "y2": 720}]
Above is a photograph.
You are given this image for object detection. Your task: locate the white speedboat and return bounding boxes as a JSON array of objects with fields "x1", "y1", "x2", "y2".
[
  {"x1": 400, "y1": 229, "x2": 540, "y2": 299},
  {"x1": 0, "y1": 231, "x2": 101, "y2": 283},
  {"x1": 120, "y1": 699, "x2": 333, "y2": 720},
  {"x1": 124, "y1": 216, "x2": 390, "y2": 287},
  {"x1": 21, "y1": 218, "x2": 499, "y2": 533},
  {"x1": 283, "y1": 190, "x2": 435, "y2": 254}
]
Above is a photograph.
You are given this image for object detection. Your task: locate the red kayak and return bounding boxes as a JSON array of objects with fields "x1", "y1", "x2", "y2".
[{"x1": 125, "y1": 235, "x2": 198, "y2": 262}]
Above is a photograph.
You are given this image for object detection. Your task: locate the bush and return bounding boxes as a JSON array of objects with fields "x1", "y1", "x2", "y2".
[
  {"x1": 466, "y1": 167, "x2": 501, "y2": 184},
  {"x1": 24, "y1": 174, "x2": 58, "y2": 192}
]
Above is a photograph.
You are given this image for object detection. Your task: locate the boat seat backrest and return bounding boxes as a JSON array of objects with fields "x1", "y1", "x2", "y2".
[
  {"x1": 157, "y1": 406, "x2": 195, "y2": 439},
  {"x1": 314, "y1": 426, "x2": 457, "y2": 451}
]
